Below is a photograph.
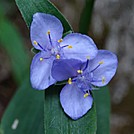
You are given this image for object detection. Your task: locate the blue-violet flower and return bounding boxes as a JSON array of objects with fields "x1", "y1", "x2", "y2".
[
  {"x1": 52, "y1": 50, "x2": 118, "y2": 120},
  {"x1": 30, "y1": 13, "x2": 98, "y2": 90}
]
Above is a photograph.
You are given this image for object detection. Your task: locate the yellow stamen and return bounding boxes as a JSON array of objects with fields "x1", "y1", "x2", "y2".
[
  {"x1": 86, "y1": 56, "x2": 90, "y2": 59},
  {"x1": 102, "y1": 76, "x2": 105, "y2": 84},
  {"x1": 77, "y1": 70, "x2": 83, "y2": 74},
  {"x1": 40, "y1": 57, "x2": 43, "y2": 61},
  {"x1": 47, "y1": 30, "x2": 50, "y2": 35},
  {"x1": 68, "y1": 78, "x2": 72, "y2": 84},
  {"x1": 84, "y1": 93, "x2": 89, "y2": 98},
  {"x1": 99, "y1": 61, "x2": 104, "y2": 65},
  {"x1": 33, "y1": 40, "x2": 38, "y2": 45},
  {"x1": 67, "y1": 45, "x2": 73, "y2": 48},
  {"x1": 56, "y1": 54, "x2": 60, "y2": 59},
  {"x1": 58, "y1": 39, "x2": 63, "y2": 43}
]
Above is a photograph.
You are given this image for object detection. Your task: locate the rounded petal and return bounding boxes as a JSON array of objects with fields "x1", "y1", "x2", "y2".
[
  {"x1": 60, "y1": 83, "x2": 93, "y2": 120},
  {"x1": 89, "y1": 50, "x2": 118, "y2": 87},
  {"x1": 60, "y1": 33, "x2": 98, "y2": 61},
  {"x1": 52, "y1": 59, "x2": 82, "y2": 81},
  {"x1": 30, "y1": 52, "x2": 56, "y2": 90},
  {"x1": 30, "y1": 13, "x2": 63, "y2": 50}
]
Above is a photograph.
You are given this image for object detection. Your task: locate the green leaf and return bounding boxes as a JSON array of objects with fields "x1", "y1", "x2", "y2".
[
  {"x1": 1, "y1": 79, "x2": 44, "y2": 134},
  {"x1": 93, "y1": 87, "x2": 110, "y2": 134},
  {"x1": 0, "y1": 14, "x2": 30, "y2": 84},
  {"x1": 79, "y1": 0, "x2": 95, "y2": 34},
  {"x1": 44, "y1": 85, "x2": 97, "y2": 134},
  {"x1": 15, "y1": 0, "x2": 72, "y2": 32},
  {"x1": 15, "y1": 1, "x2": 97, "y2": 134}
]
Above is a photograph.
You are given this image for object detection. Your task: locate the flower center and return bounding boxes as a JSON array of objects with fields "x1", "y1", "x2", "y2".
[
  {"x1": 33, "y1": 30, "x2": 64, "y2": 61},
  {"x1": 47, "y1": 30, "x2": 63, "y2": 59},
  {"x1": 51, "y1": 48, "x2": 58, "y2": 55},
  {"x1": 76, "y1": 73, "x2": 92, "y2": 91},
  {"x1": 67, "y1": 59, "x2": 106, "y2": 98}
]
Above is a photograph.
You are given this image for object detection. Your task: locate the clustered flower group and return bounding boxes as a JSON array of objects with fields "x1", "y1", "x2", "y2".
[{"x1": 30, "y1": 13, "x2": 118, "y2": 120}]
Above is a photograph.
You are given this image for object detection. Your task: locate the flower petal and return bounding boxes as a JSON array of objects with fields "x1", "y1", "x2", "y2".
[
  {"x1": 60, "y1": 83, "x2": 93, "y2": 120},
  {"x1": 89, "y1": 50, "x2": 118, "y2": 87},
  {"x1": 60, "y1": 33, "x2": 98, "y2": 61},
  {"x1": 30, "y1": 13, "x2": 63, "y2": 50},
  {"x1": 52, "y1": 59, "x2": 82, "y2": 81},
  {"x1": 30, "y1": 52, "x2": 56, "y2": 90}
]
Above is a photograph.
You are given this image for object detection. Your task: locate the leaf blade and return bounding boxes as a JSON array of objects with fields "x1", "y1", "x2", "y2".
[
  {"x1": 93, "y1": 87, "x2": 110, "y2": 134},
  {"x1": 15, "y1": 0, "x2": 72, "y2": 32},
  {"x1": 45, "y1": 85, "x2": 97, "y2": 134},
  {"x1": 15, "y1": 1, "x2": 97, "y2": 134}
]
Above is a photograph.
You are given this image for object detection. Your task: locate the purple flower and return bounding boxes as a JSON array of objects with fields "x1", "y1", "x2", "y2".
[
  {"x1": 52, "y1": 50, "x2": 118, "y2": 120},
  {"x1": 30, "y1": 13, "x2": 97, "y2": 90}
]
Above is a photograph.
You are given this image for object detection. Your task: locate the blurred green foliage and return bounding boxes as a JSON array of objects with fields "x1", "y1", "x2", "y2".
[
  {"x1": 0, "y1": 7, "x2": 30, "y2": 85},
  {"x1": 0, "y1": 4, "x2": 44, "y2": 134},
  {"x1": 1, "y1": 79, "x2": 44, "y2": 134}
]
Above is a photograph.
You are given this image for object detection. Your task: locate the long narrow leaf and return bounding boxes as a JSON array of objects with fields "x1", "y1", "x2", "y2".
[
  {"x1": 15, "y1": 0, "x2": 72, "y2": 32},
  {"x1": 15, "y1": 0, "x2": 97, "y2": 133}
]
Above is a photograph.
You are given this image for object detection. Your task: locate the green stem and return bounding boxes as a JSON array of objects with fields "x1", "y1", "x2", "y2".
[{"x1": 79, "y1": 0, "x2": 95, "y2": 34}]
